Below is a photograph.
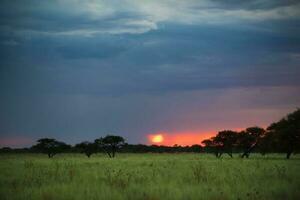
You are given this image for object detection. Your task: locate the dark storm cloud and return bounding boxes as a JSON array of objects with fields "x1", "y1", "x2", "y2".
[
  {"x1": 0, "y1": 0, "x2": 300, "y2": 146},
  {"x1": 0, "y1": 0, "x2": 155, "y2": 36},
  {"x1": 210, "y1": 0, "x2": 300, "y2": 10},
  {"x1": 1, "y1": 23, "x2": 300, "y2": 95},
  {"x1": 56, "y1": 38, "x2": 126, "y2": 59},
  {"x1": 1, "y1": 0, "x2": 300, "y2": 38}
]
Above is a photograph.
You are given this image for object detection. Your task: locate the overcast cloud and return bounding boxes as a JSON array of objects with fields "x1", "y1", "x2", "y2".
[{"x1": 0, "y1": 0, "x2": 300, "y2": 146}]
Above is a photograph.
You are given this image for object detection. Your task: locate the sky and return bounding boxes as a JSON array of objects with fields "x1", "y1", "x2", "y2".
[{"x1": 1, "y1": 0, "x2": 300, "y2": 147}]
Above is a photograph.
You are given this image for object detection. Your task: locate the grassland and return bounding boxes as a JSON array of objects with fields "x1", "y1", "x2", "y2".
[{"x1": 0, "y1": 153, "x2": 300, "y2": 200}]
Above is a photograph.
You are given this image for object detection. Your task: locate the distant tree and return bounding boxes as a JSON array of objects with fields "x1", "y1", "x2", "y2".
[
  {"x1": 0, "y1": 147, "x2": 12, "y2": 153},
  {"x1": 189, "y1": 144, "x2": 203, "y2": 153},
  {"x1": 121, "y1": 144, "x2": 149, "y2": 153},
  {"x1": 95, "y1": 135, "x2": 125, "y2": 158},
  {"x1": 212, "y1": 130, "x2": 239, "y2": 158},
  {"x1": 75, "y1": 141, "x2": 98, "y2": 158},
  {"x1": 267, "y1": 109, "x2": 300, "y2": 159},
  {"x1": 31, "y1": 138, "x2": 70, "y2": 158},
  {"x1": 201, "y1": 131, "x2": 238, "y2": 158},
  {"x1": 238, "y1": 127, "x2": 265, "y2": 158},
  {"x1": 201, "y1": 139, "x2": 217, "y2": 155}
]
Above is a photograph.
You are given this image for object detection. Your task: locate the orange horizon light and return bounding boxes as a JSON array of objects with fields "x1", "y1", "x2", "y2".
[
  {"x1": 147, "y1": 131, "x2": 215, "y2": 146},
  {"x1": 147, "y1": 128, "x2": 249, "y2": 146}
]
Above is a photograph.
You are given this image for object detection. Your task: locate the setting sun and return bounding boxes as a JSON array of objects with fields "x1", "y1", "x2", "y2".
[
  {"x1": 152, "y1": 134, "x2": 164, "y2": 143},
  {"x1": 148, "y1": 132, "x2": 216, "y2": 146}
]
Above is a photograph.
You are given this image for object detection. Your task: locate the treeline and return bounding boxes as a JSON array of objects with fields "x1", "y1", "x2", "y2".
[
  {"x1": 0, "y1": 137, "x2": 203, "y2": 158},
  {"x1": 1, "y1": 109, "x2": 299, "y2": 159},
  {"x1": 201, "y1": 108, "x2": 300, "y2": 159}
]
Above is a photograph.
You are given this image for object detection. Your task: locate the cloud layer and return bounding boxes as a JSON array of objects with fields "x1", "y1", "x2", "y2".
[{"x1": 0, "y1": 0, "x2": 300, "y2": 146}]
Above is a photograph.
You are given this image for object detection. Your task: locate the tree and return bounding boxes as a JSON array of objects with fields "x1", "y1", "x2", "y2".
[
  {"x1": 0, "y1": 147, "x2": 12, "y2": 153},
  {"x1": 31, "y1": 138, "x2": 70, "y2": 158},
  {"x1": 189, "y1": 144, "x2": 203, "y2": 153},
  {"x1": 75, "y1": 141, "x2": 98, "y2": 158},
  {"x1": 238, "y1": 127, "x2": 265, "y2": 158},
  {"x1": 212, "y1": 130, "x2": 239, "y2": 158},
  {"x1": 267, "y1": 109, "x2": 300, "y2": 159},
  {"x1": 257, "y1": 130, "x2": 277, "y2": 156},
  {"x1": 201, "y1": 139, "x2": 218, "y2": 156},
  {"x1": 95, "y1": 135, "x2": 125, "y2": 158},
  {"x1": 201, "y1": 131, "x2": 238, "y2": 158}
]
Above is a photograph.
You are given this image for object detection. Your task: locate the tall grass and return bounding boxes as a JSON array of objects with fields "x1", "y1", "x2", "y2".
[{"x1": 0, "y1": 153, "x2": 299, "y2": 200}]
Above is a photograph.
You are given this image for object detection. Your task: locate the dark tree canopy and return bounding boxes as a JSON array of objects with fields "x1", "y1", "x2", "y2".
[
  {"x1": 202, "y1": 128, "x2": 265, "y2": 158},
  {"x1": 258, "y1": 130, "x2": 277, "y2": 156},
  {"x1": 238, "y1": 127, "x2": 265, "y2": 158},
  {"x1": 75, "y1": 141, "x2": 98, "y2": 158},
  {"x1": 266, "y1": 108, "x2": 300, "y2": 159},
  {"x1": 31, "y1": 138, "x2": 70, "y2": 158},
  {"x1": 213, "y1": 130, "x2": 239, "y2": 158},
  {"x1": 201, "y1": 139, "x2": 217, "y2": 155},
  {"x1": 200, "y1": 109, "x2": 300, "y2": 159},
  {"x1": 95, "y1": 135, "x2": 125, "y2": 158}
]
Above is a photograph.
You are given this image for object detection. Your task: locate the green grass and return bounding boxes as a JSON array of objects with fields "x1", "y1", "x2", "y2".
[{"x1": 0, "y1": 153, "x2": 300, "y2": 200}]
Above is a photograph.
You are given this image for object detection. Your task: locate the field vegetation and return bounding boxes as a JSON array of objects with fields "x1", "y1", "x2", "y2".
[{"x1": 1, "y1": 153, "x2": 300, "y2": 200}]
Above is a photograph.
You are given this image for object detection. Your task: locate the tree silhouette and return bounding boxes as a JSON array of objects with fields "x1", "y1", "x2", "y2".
[
  {"x1": 95, "y1": 135, "x2": 125, "y2": 158},
  {"x1": 257, "y1": 130, "x2": 277, "y2": 156},
  {"x1": 238, "y1": 127, "x2": 265, "y2": 158},
  {"x1": 213, "y1": 130, "x2": 239, "y2": 158},
  {"x1": 201, "y1": 139, "x2": 219, "y2": 156},
  {"x1": 75, "y1": 141, "x2": 98, "y2": 158},
  {"x1": 267, "y1": 109, "x2": 300, "y2": 159},
  {"x1": 201, "y1": 131, "x2": 238, "y2": 158},
  {"x1": 0, "y1": 147, "x2": 12, "y2": 153},
  {"x1": 189, "y1": 144, "x2": 203, "y2": 153},
  {"x1": 31, "y1": 138, "x2": 70, "y2": 158}
]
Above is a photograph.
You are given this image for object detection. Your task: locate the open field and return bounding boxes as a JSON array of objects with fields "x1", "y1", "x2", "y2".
[{"x1": 0, "y1": 153, "x2": 300, "y2": 200}]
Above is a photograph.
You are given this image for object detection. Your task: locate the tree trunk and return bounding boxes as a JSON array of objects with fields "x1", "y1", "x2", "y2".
[
  {"x1": 214, "y1": 151, "x2": 218, "y2": 158},
  {"x1": 286, "y1": 151, "x2": 292, "y2": 159},
  {"x1": 242, "y1": 143, "x2": 257, "y2": 158},
  {"x1": 241, "y1": 152, "x2": 249, "y2": 158},
  {"x1": 217, "y1": 152, "x2": 223, "y2": 158},
  {"x1": 112, "y1": 146, "x2": 116, "y2": 158},
  {"x1": 103, "y1": 147, "x2": 111, "y2": 158},
  {"x1": 227, "y1": 151, "x2": 233, "y2": 158}
]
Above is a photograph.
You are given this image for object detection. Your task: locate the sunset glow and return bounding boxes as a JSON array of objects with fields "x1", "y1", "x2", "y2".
[
  {"x1": 0, "y1": 137, "x2": 32, "y2": 148},
  {"x1": 147, "y1": 132, "x2": 216, "y2": 146}
]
